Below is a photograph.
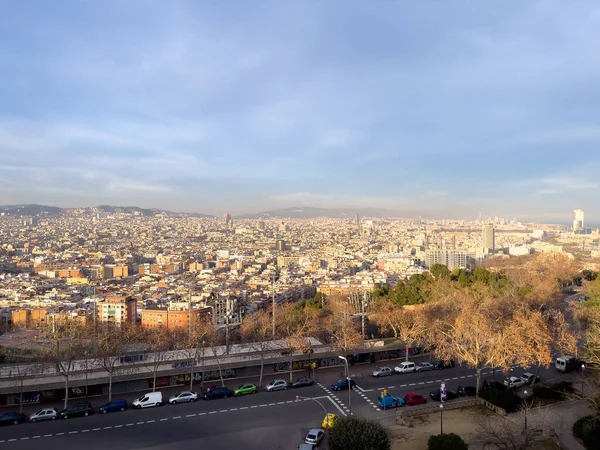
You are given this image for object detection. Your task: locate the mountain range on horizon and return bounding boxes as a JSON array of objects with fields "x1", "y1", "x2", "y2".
[{"x1": 0, "y1": 203, "x2": 585, "y2": 226}]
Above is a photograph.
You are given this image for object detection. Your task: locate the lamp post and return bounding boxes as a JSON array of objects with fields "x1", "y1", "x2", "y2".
[
  {"x1": 581, "y1": 363, "x2": 586, "y2": 395},
  {"x1": 523, "y1": 390, "x2": 528, "y2": 433},
  {"x1": 338, "y1": 355, "x2": 352, "y2": 415},
  {"x1": 439, "y1": 403, "x2": 444, "y2": 434},
  {"x1": 295, "y1": 395, "x2": 328, "y2": 416}
]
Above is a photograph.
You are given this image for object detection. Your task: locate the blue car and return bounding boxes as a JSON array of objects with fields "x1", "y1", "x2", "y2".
[
  {"x1": 99, "y1": 399, "x2": 127, "y2": 414},
  {"x1": 377, "y1": 394, "x2": 405, "y2": 410},
  {"x1": 331, "y1": 379, "x2": 356, "y2": 391},
  {"x1": 203, "y1": 387, "x2": 232, "y2": 400}
]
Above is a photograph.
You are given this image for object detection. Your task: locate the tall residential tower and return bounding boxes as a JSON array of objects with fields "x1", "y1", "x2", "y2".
[
  {"x1": 573, "y1": 209, "x2": 584, "y2": 232},
  {"x1": 482, "y1": 223, "x2": 495, "y2": 253}
]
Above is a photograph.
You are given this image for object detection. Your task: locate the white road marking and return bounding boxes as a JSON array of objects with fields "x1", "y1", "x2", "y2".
[
  {"x1": 159, "y1": 419, "x2": 168, "y2": 422},
  {"x1": 8, "y1": 439, "x2": 17, "y2": 442},
  {"x1": 20, "y1": 437, "x2": 30, "y2": 440},
  {"x1": 387, "y1": 386, "x2": 395, "y2": 389},
  {"x1": 209, "y1": 411, "x2": 218, "y2": 414},
  {"x1": 136, "y1": 422, "x2": 144, "y2": 425},
  {"x1": 198, "y1": 412, "x2": 206, "y2": 416},
  {"x1": 104, "y1": 426, "x2": 113, "y2": 429},
  {"x1": 400, "y1": 384, "x2": 407, "y2": 387},
  {"x1": 230, "y1": 407, "x2": 238, "y2": 411},
  {"x1": 260, "y1": 404, "x2": 267, "y2": 407},
  {"x1": 69, "y1": 431, "x2": 79, "y2": 434},
  {"x1": 125, "y1": 423, "x2": 134, "y2": 426},
  {"x1": 277, "y1": 401, "x2": 285, "y2": 405},
  {"x1": 219, "y1": 410, "x2": 228, "y2": 413},
  {"x1": 240, "y1": 406, "x2": 249, "y2": 410},
  {"x1": 55, "y1": 432, "x2": 65, "y2": 436},
  {"x1": 82, "y1": 429, "x2": 90, "y2": 433},
  {"x1": 93, "y1": 428, "x2": 102, "y2": 431},
  {"x1": 44, "y1": 434, "x2": 53, "y2": 437},
  {"x1": 418, "y1": 382, "x2": 424, "y2": 384},
  {"x1": 186, "y1": 414, "x2": 196, "y2": 417},
  {"x1": 33, "y1": 436, "x2": 41, "y2": 439},
  {"x1": 250, "y1": 405, "x2": 258, "y2": 408},
  {"x1": 114, "y1": 424, "x2": 124, "y2": 428},
  {"x1": 172, "y1": 416, "x2": 182, "y2": 419}
]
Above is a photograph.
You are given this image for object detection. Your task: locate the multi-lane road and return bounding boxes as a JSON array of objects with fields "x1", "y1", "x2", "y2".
[{"x1": 0, "y1": 362, "x2": 569, "y2": 449}]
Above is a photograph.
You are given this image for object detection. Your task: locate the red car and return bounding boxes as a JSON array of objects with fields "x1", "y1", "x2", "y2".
[{"x1": 403, "y1": 392, "x2": 427, "y2": 406}]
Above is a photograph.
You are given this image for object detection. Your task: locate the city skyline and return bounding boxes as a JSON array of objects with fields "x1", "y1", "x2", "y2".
[{"x1": 1, "y1": 1, "x2": 600, "y2": 221}]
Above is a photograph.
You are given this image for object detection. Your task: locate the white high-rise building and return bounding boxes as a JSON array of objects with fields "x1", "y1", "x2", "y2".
[{"x1": 573, "y1": 209, "x2": 584, "y2": 231}]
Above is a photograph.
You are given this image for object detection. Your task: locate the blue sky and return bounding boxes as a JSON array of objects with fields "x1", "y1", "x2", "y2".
[{"x1": 1, "y1": 1, "x2": 599, "y2": 222}]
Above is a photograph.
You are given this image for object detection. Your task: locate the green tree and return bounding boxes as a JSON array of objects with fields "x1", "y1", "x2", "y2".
[
  {"x1": 430, "y1": 264, "x2": 450, "y2": 279},
  {"x1": 428, "y1": 433, "x2": 469, "y2": 450},
  {"x1": 329, "y1": 416, "x2": 391, "y2": 450}
]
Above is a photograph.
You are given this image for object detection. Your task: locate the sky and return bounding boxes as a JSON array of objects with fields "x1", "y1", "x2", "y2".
[{"x1": 1, "y1": 1, "x2": 599, "y2": 223}]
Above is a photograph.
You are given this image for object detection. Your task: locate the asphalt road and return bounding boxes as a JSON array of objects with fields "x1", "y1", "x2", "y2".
[{"x1": 0, "y1": 362, "x2": 571, "y2": 449}]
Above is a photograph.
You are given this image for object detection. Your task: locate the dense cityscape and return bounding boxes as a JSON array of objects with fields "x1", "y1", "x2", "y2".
[{"x1": 2, "y1": 1, "x2": 600, "y2": 449}]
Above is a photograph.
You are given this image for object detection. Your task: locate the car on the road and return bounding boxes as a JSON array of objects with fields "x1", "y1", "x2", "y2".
[
  {"x1": 29, "y1": 408, "x2": 58, "y2": 422},
  {"x1": 203, "y1": 387, "x2": 232, "y2": 400},
  {"x1": 458, "y1": 385, "x2": 477, "y2": 396},
  {"x1": 133, "y1": 391, "x2": 163, "y2": 408},
  {"x1": 415, "y1": 362, "x2": 435, "y2": 372},
  {"x1": 404, "y1": 392, "x2": 427, "y2": 406},
  {"x1": 378, "y1": 394, "x2": 405, "y2": 409},
  {"x1": 169, "y1": 391, "x2": 199, "y2": 404},
  {"x1": 429, "y1": 388, "x2": 459, "y2": 401},
  {"x1": 60, "y1": 402, "x2": 93, "y2": 419},
  {"x1": 233, "y1": 384, "x2": 258, "y2": 396},
  {"x1": 298, "y1": 444, "x2": 317, "y2": 450},
  {"x1": 99, "y1": 399, "x2": 127, "y2": 413},
  {"x1": 0, "y1": 412, "x2": 26, "y2": 426},
  {"x1": 394, "y1": 361, "x2": 416, "y2": 374},
  {"x1": 432, "y1": 359, "x2": 455, "y2": 370},
  {"x1": 503, "y1": 376, "x2": 526, "y2": 389},
  {"x1": 322, "y1": 413, "x2": 338, "y2": 429},
  {"x1": 371, "y1": 366, "x2": 393, "y2": 377},
  {"x1": 305, "y1": 428, "x2": 325, "y2": 446},
  {"x1": 520, "y1": 373, "x2": 541, "y2": 385},
  {"x1": 292, "y1": 377, "x2": 315, "y2": 388},
  {"x1": 265, "y1": 379, "x2": 288, "y2": 392},
  {"x1": 331, "y1": 378, "x2": 356, "y2": 391}
]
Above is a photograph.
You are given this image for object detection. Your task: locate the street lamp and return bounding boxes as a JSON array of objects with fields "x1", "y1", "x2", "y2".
[
  {"x1": 581, "y1": 363, "x2": 586, "y2": 395},
  {"x1": 439, "y1": 403, "x2": 444, "y2": 434},
  {"x1": 338, "y1": 355, "x2": 352, "y2": 415},
  {"x1": 295, "y1": 395, "x2": 328, "y2": 416},
  {"x1": 523, "y1": 390, "x2": 528, "y2": 433}
]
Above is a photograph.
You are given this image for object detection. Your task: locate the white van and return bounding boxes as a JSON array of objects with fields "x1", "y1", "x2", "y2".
[
  {"x1": 394, "y1": 361, "x2": 416, "y2": 374},
  {"x1": 133, "y1": 392, "x2": 163, "y2": 409}
]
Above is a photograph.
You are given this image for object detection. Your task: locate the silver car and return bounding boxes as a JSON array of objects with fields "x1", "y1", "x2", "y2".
[
  {"x1": 371, "y1": 366, "x2": 393, "y2": 377},
  {"x1": 169, "y1": 391, "x2": 198, "y2": 404},
  {"x1": 415, "y1": 362, "x2": 435, "y2": 372},
  {"x1": 29, "y1": 408, "x2": 58, "y2": 422},
  {"x1": 265, "y1": 379, "x2": 288, "y2": 392},
  {"x1": 305, "y1": 428, "x2": 325, "y2": 446}
]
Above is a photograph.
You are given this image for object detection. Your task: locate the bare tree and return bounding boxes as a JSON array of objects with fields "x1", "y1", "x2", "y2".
[
  {"x1": 371, "y1": 301, "x2": 425, "y2": 361},
  {"x1": 204, "y1": 325, "x2": 227, "y2": 387},
  {"x1": 174, "y1": 320, "x2": 212, "y2": 391},
  {"x1": 240, "y1": 309, "x2": 275, "y2": 387},
  {"x1": 145, "y1": 327, "x2": 174, "y2": 392},
  {"x1": 5, "y1": 358, "x2": 48, "y2": 413}
]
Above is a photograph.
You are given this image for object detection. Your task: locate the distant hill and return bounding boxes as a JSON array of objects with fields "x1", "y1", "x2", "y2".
[
  {"x1": 0, "y1": 204, "x2": 215, "y2": 218},
  {"x1": 235, "y1": 206, "x2": 402, "y2": 219},
  {"x1": 0, "y1": 204, "x2": 63, "y2": 216}
]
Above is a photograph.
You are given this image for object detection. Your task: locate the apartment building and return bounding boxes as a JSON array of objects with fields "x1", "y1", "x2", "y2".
[
  {"x1": 140, "y1": 307, "x2": 212, "y2": 330},
  {"x1": 11, "y1": 308, "x2": 48, "y2": 328},
  {"x1": 96, "y1": 296, "x2": 137, "y2": 328}
]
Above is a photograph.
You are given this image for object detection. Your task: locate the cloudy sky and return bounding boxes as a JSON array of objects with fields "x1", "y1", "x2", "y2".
[{"x1": 1, "y1": 1, "x2": 599, "y2": 222}]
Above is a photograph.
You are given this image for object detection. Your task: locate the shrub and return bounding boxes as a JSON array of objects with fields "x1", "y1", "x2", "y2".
[
  {"x1": 479, "y1": 387, "x2": 522, "y2": 413},
  {"x1": 329, "y1": 416, "x2": 391, "y2": 450},
  {"x1": 573, "y1": 415, "x2": 600, "y2": 450},
  {"x1": 428, "y1": 433, "x2": 469, "y2": 450}
]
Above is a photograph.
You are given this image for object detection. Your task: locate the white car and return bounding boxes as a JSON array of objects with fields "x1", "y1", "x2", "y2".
[
  {"x1": 371, "y1": 366, "x2": 393, "y2": 377},
  {"x1": 503, "y1": 376, "x2": 526, "y2": 389},
  {"x1": 394, "y1": 361, "x2": 416, "y2": 374},
  {"x1": 169, "y1": 391, "x2": 198, "y2": 404},
  {"x1": 305, "y1": 428, "x2": 325, "y2": 446},
  {"x1": 520, "y1": 373, "x2": 540, "y2": 385},
  {"x1": 265, "y1": 379, "x2": 288, "y2": 392}
]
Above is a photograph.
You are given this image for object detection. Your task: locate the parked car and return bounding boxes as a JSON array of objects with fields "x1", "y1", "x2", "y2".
[
  {"x1": 458, "y1": 385, "x2": 477, "y2": 396},
  {"x1": 133, "y1": 392, "x2": 163, "y2": 408},
  {"x1": 169, "y1": 391, "x2": 198, "y2": 404},
  {"x1": 321, "y1": 413, "x2": 338, "y2": 429},
  {"x1": 203, "y1": 387, "x2": 232, "y2": 400},
  {"x1": 298, "y1": 444, "x2": 316, "y2": 450},
  {"x1": 292, "y1": 377, "x2": 315, "y2": 388},
  {"x1": 377, "y1": 394, "x2": 405, "y2": 409},
  {"x1": 331, "y1": 378, "x2": 356, "y2": 391},
  {"x1": 371, "y1": 366, "x2": 393, "y2": 377},
  {"x1": 305, "y1": 428, "x2": 325, "y2": 446},
  {"x1": 0, "y1": 412, "x2": 26, "y2": 426},
  {"x1": 99, "y1": 399, "x2": 127, "y2": 413},
  {"x1": 29, "y1": 408, "x2": 58, "y2": 422},
  {"x1": 520, "y1": 373, "x2": 541, "y2": 385},
  {"x1": 265, "y1": 379, "x2": 288, "y2": 392},
  {"x1": 482, "y1": 380, "x2": 507, "y2": 391},
  {"x1": 429, "y1": 388, "x2": 459, "y2": 401},
  {"x1": 394, "y1": 361, "x2": 416, "y2": 374},
  {"x1": 233, "y1": 384, "x2": 257, "y2": 396},
  {"x1": 432, "y1": 359, "x2": 455, "y2": 370},
  {"x1": 404, "y1": 392, "x2": 427, "y2": 406},
  {"x1": 503, "y1": 376, "x2": 526, "y2": 389},
  {"x1": 415, "y1": 362, "x2": 435, "y2": 372},
  {"x1": 60, "y1": 402, "x2": 93, "y2": 419}
]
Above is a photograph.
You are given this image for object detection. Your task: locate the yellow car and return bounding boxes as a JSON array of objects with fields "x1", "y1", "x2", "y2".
[{"x1": 322, "y1": 413, "x2": 339, "y2": 429}]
